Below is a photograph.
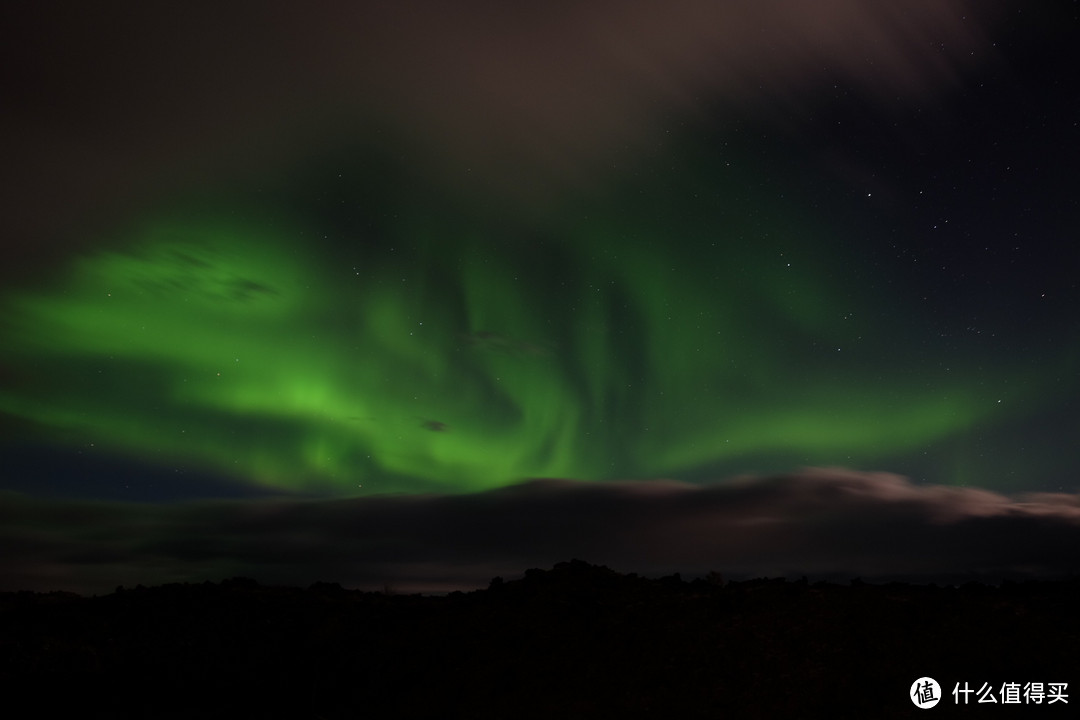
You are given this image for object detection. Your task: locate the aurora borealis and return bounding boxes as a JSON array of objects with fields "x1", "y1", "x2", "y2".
[
  {"x1": 2, "y1": 0, "x2": 1079, "y2": 592},
  {"x1": 2, "y1": 181, "x2": 1038, "y2": 496}
]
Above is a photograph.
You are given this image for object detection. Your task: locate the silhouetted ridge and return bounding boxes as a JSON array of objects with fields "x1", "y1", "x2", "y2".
[{"x1": 3, "y1": 563, "x2": 1079, "y2": 718}]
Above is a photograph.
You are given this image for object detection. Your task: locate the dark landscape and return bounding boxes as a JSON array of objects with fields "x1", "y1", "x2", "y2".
[{"x1": 3, "y1": 560, "x2": 1077, "y2": 718}]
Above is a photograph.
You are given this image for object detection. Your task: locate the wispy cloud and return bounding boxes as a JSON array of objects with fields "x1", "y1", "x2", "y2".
[
  {"x1": 3, "y1": 468, "x2": 1077, "y2": 595},
  {"x1": 1, "y1": 0, "x2": 999, "y2": 271}
]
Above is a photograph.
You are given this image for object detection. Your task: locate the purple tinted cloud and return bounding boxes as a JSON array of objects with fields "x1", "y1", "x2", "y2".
[
  {"x1": 3, "y1": 468, "x2": 1078, "y2": 595},
  {"x1": 2, "y1": 0, "x2": 998, "y2": 272}
]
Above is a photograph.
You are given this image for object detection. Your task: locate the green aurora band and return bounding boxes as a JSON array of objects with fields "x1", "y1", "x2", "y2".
[{"x1": 0, "y1": 165, "x2": 1046, "y2": 495}]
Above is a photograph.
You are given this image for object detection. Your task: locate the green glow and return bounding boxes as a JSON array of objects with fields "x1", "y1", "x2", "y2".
[{"x1": 0, "y1": 184, "x2": 1036, "y2": 494}]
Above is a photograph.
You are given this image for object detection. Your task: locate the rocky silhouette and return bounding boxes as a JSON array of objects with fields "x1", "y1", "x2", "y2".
[{"x1": 2, "y1": 560, "x2": 1077, "y2": 717}]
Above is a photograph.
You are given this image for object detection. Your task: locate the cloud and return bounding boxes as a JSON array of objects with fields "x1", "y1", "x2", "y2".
[
  {"x1": 2, "y1": 468, "x2": 1078, "y2": 595},
  {"x1": 1, "y1": 0, "x2": 1001, "y2": 276}
]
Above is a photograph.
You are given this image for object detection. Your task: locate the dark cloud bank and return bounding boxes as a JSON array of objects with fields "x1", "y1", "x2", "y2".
[
  {"x1": 2, "y1": 0, "x2": 997, "y2": 277},
  {"x1": 3, "y1": 468, "x2": 1078, "y2": 595}
]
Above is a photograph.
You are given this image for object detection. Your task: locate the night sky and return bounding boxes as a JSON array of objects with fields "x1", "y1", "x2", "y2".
[{"x1": 2, "y1": 0, "x2": 1079, "y2": 594}]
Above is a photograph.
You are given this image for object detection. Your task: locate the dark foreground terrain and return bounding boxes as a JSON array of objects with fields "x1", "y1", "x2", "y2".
[{"x1": 2, "y1": 560, "x2": 1077, "y2": 718}]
